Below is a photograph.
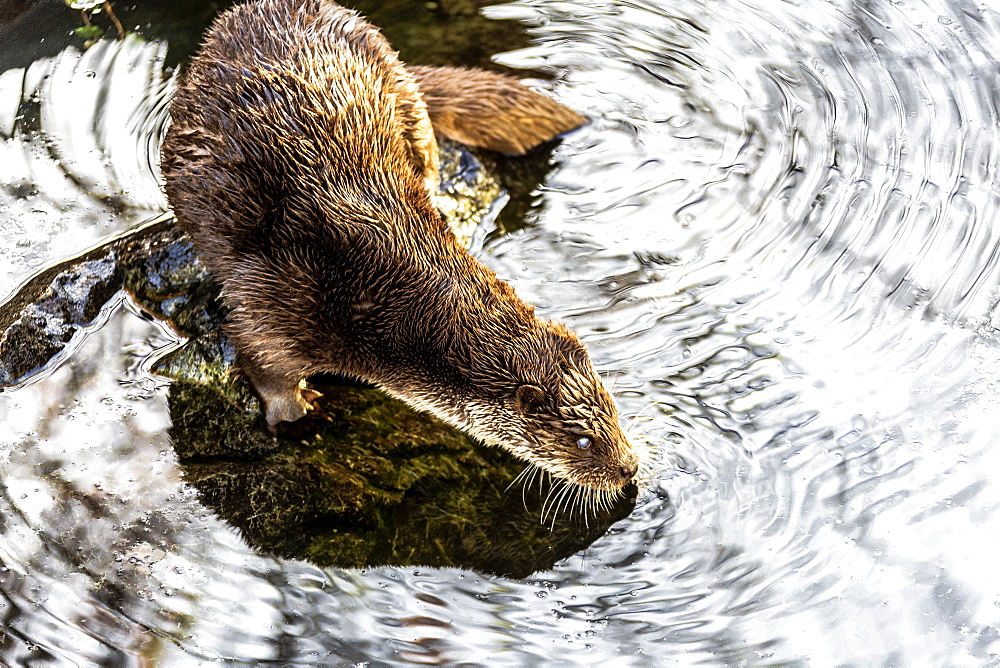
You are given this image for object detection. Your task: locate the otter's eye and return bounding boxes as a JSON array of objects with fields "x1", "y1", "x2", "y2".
[{"x1": 576, "y1": 436, "x2": 592, "y2": 449}]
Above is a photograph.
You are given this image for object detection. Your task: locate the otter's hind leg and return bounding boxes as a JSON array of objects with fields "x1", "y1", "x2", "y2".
[{"x1": 407, "y1": 65, "x2": 586, "y2": 155}]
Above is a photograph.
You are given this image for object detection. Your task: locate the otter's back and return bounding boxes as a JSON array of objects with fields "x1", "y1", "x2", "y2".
[{"x1": 161, "y1": 0, "x2": 438, "y2": 266}]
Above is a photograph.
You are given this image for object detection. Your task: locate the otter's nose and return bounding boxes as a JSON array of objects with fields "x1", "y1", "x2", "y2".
[{"x1": 619, "y1": 461, "x2": 638, "y2": 483}]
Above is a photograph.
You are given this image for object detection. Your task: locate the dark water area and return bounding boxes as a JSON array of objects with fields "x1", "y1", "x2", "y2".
[
  {"x1": 2, "y1": 0, "x2": 1000, "y2": 664},
  {"x1": 0, "y1": 0, "x2": 528, "y2": 72}
]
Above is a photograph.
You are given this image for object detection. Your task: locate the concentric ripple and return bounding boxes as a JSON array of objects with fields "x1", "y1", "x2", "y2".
[
  {"x1": 1, "y1": 0, "x2": 1000, "y2": 664},
  {"x1": 0, "y1": 36, "x2": 171, "y2": 302},
  {"x1": 485, "y1": 0, "x2": 1000, "y2": 661}
]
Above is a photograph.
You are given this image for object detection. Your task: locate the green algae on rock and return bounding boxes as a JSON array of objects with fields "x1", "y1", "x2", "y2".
[{"x1": 160, "y1": 360, "x2": 637, "y2": 577}]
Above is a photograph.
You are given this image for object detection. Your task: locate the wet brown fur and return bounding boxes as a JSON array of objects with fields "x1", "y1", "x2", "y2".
[{"x1": 160, "y1": 0, "x2": 637, "y2": 491}]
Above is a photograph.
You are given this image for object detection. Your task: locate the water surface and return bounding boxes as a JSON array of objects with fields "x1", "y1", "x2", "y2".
[{"x1": 2, "y1": 0, "x2": 1000, "y2": 664}]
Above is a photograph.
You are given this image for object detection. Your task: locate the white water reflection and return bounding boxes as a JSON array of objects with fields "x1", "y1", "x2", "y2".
[
  {"x1": 486, "y1": 0, "x2": 1000, "y2": 661},
  {"x1": 2, "y1": 0, "x2": 1000, "y2": 664},
  {"x1": 0, "y1": 36, "x2": 170, "y2": 302}
]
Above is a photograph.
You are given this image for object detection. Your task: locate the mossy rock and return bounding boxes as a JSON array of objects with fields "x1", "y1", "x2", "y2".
[{"x1": 152, "y1": 328, "x2": 635, "y2": 577}]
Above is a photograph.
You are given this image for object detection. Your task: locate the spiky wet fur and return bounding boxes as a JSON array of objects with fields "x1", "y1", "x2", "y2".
[{"x1": 161, "y1": 0, "x2": 635, "y2": 492}]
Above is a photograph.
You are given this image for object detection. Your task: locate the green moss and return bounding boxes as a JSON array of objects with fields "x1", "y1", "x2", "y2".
[
  {"x1": 155, "y1": 336, "x2": 636, "y2": 577},
  {"x1": 72, "y1": 25, "x2": 105, "y2": 42}
]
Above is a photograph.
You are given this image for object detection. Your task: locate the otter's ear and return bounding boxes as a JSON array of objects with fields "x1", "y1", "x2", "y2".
[{"x1": 515, "y1": 384, "x2": 547, "y2": 413}]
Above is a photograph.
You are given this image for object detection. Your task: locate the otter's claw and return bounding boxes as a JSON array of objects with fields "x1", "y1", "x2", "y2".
[
  {"x1": 263, "y1": 385, "x2": 323, "y2": 427},
  {"x1": 300, "y1": 388, "x2": 324, "y2": 405}
]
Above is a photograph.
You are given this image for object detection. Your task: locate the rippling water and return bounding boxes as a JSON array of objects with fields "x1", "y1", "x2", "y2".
[
  {"x1": 2, "y1": 0, "x2": 1000, "y2": 664},
  {"x1": 0, "y1": 35, "x2": 170, "y2": 300}
]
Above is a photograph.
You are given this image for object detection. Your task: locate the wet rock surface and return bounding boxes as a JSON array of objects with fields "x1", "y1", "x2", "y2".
[
  {"x1": 0, "y1": 256, "x2": 119, "y2": 385},
  {"x1": 161, "y1": 342, "x2": 636, "y2": 576},
  {"x1": 0, "y1": 216, "x2": 176, "y2": 386}
]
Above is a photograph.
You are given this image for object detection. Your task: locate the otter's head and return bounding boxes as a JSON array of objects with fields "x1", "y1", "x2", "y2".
[{"x1": 454, "y1": 321, "x2": 640, "y2": 493}]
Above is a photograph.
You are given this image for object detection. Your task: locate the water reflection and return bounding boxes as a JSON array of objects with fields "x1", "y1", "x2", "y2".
[
  {"x1": 480, "y1": 0, "x2": 1000, "y2": 661},
  {"x1": 0, "y1": 35, "x2": 170, "y2": 301},
  {"x1": 2, "y1": 0, "x2": 1000, "y2": 663}
]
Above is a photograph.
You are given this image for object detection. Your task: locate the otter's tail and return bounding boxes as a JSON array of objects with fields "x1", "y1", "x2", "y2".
[{"x1": 407, "y1": 66, "x2": 586, "y2": 155}]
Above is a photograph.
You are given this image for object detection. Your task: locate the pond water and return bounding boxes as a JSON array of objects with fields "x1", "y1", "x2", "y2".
[{"x1": 2, "y1": 0, "x2": 1000, "y2": 664}]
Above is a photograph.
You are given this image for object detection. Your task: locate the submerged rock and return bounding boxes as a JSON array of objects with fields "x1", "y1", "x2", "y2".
[
  {"x1": 0, "y1": 255, "x2": 119, "y2": 385},
  {"x1": 0, "y1": 215, "x2": 175, "y2": 386},
  {"x1": 159, "y1": 336, "x2": 636, "y2": 577}
]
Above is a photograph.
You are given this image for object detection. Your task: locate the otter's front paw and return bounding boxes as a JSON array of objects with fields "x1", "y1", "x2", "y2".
[{"x1": 263, "y1": 386, "x2": 323, "y2": 426}]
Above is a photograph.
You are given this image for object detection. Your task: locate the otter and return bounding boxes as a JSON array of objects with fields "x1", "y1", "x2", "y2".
[{"x1": 160, "y1": 0, "x2": 640, "y2": 492}]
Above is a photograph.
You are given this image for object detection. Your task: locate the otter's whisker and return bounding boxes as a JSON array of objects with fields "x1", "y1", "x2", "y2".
[
  {"x1": 600, "y1": 488, "x2": 614, "y2": 514},
  {"x1": 567, "y1": 487, "x2": 580, "y2": 527},
  {"x1": 543, "y1": 479, "x2": 573, "y2": 529},
  {"x1": 536, "y1": 468, "x2": 552, "y2": 500},
  {"x1": 580, "y1": 489, "x2": 594, "y2": 525},
  {"x1": 548, "y1": 483, "x2": 573, "y2": 530},
  {"x1": 540, "y1": 478, "x2": 562, "y2": 525},
  {"x1": 523, "y1": 465, "x2": 545, "y2": 515},
  {"x1": 624, "y1": 400, "x2": 662, "y2": 433},
  {"x1": 594, "y1": 488, "x2": 605, "y2": 516},
  {"x1": 517, "y1": 469, "x2": 531, "y2": 513},
  {"x1": 576, "y1": 486, "x2": 592, "y2": 528},
  {"x1": 504, "y1": 464, "x2": 534, "y2": 495},
  {"x1": 552, "y1": 483, "x2": 572, "y2": 527},
  {"x1": 559, "y1": 484, "x2": 577, "y2": 524},
  {"x1": 533, "y1": 466, "x2": 547, "y2": 494},
  {"x1": 607, "y1": 372, "x2": 621, "y2": 396},
  {"x1": 502, "y1": 465, "x2": 537, "y2": 517},
  {"x1": 566, "y1": 485, "x2": 580, "y2": 525}
]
